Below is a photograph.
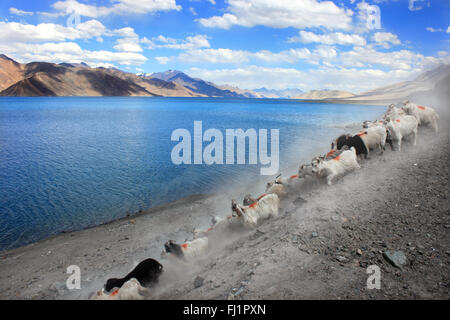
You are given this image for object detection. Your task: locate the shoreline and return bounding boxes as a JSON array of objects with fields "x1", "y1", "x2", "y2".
[
  {"x1": 0, "y1": 95, "x2": 388, "y2": 106},
  {"x1": 0, "y1": 192, "x2": 212, "y2": 254}
]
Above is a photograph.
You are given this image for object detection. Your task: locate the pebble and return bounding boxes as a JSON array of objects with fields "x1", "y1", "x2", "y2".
[
  {"x1": 336, "y1": 256, "x2": 348, "y2": 263},
  {"x1": 194, "y1": 276, "x2": 204, "y2": 288},
  {"x1": 382, "y1": 250, "x2": 407, "y2": 268}
]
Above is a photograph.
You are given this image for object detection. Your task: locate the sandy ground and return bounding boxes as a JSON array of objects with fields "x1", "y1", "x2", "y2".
[{"x1": 0, "y1": 106, "x2": 448, "y2": 300}]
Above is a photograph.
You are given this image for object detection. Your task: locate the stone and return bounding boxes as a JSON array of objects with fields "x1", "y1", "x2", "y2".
[
  {"x1": 336, "y1": 256, "x2": 348, "y2": 263},
  {"x1": 193, "y1": 276, "x2": 204, "y2": 288},
  {"x1": 383, "y1": 251, "x2": 407, "y2": 268}
]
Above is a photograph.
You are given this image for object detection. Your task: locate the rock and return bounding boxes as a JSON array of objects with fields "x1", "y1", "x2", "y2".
[
  {"x1": 194, "y1": 276, "x2": 204, "y2": 288},
  {"x1": 234, "y1": 287, "x2": 245, "y2": 296},
  {"x1": 356, "y1": 249, "x2": 362, "y2": 256},
  {"x1": 311, "y1": 232, "x2": 319, "y2": 238},
  {"x1": 293, "y1": 197, "x2": 307, "y2": 207},
  {"x1": 383, "y1": 251, "x2": 407, "y2": 268},
  {"x1": 336, "y1": 256, "x2": 348, "y2": 263},
  {"x1": 49, "y1": 281, "x2": 67, "y2": 295}
]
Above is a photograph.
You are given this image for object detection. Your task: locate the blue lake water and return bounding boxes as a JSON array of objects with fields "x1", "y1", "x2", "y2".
[{"x1": 0, "y1": 97, "x2": 385, "y2": 251}]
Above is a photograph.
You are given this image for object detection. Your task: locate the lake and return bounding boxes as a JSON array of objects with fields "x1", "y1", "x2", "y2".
[{"x1": 0, "y1": 97, "x2": 385, "y2": 251}]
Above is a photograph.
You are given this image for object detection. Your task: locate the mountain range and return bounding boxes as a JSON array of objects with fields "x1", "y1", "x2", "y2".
[
  {"x1": 294, "y1": 90, "x2": 355, "y2": 100},
  {"x1": 0, "y1": 55, "x2": 259, "y2": 98},
  {"x1": 0, "y1": 54, "x2": 448, "y2": 103}
]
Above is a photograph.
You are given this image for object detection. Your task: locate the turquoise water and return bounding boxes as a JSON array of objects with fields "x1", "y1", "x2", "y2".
[{"x1": 0, "y1": 97, "x2": 384, "y2": 251}]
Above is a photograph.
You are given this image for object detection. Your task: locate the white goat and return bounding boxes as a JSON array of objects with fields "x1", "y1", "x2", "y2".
[
  {"x1": 231, "y1": 193, "x2": 280, "y2": 228},
  {"x1": 298, "y1": 163, "x2": 314, "y2": 178},
  {"x1": 192, "y1": 215, "x2": 236, "y2": 239},
  {"x1": 266, "y1": 174, "x2": 301, "y2": 199},
  {"x1": 357, "y1": 126, "x2": 388, "y2": 155},
  {"x1": 383, "y1": 104, "x2": 406, "y2": 121},
  {"x1": 95, "y1": 278, "x2": 150, "y2": 300},
  {"x1": 311, "y1": 147, "x2": 360, "y2": 185},
  {"x1": 362, "y1": 119, "x2": 385, "y2": 129},
  {"x1": 385, "y1": 115, "x2": 418, "y2": 151},
  {"x1": 164, "y1": 237, "x2": 209, "y2": 260},
  {"x1": 402, "y1": 101, "x2": 439, "y2": 132}
]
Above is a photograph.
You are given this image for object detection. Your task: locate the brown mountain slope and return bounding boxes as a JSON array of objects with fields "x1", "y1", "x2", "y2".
[
  {"x1": 0, "y1": 67, "x2": 156, "y2": 97},
  {"x1": 0, "y1": 54, "x2": 25, "y2": 91},
  {"x1": 0, "y1": 76, "x2": 56, "y2": 96}
]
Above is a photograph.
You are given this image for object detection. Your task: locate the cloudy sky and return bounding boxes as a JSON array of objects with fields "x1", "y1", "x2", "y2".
[{"x1": 0, "y1": 0, "x2": 449, "y2": 92}]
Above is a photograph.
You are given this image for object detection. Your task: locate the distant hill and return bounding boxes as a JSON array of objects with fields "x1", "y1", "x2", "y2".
[
  {"x1": 294, "y1": 90, "x2": 355, "y2": 100},
  {"x1": 253, "y1": 88, "x2": 304, "y2": 99},
  {"x1": 149, "y1": 70, "x2": 257, "y2": 98},
  {"x1": 407, "y1": 71, "x2": 450, "y2": 108},
  {"x1": 340, "y1": 64, "x2": 450, "y2": 103}
]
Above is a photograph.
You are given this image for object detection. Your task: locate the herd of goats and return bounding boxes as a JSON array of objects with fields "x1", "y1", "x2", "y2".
[{"x1": 94, "y1": 100, "x2": 439, "y2": 299}]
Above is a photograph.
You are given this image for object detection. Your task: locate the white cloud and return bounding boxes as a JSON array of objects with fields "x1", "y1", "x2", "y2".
[
  {"x1": 179, "y1": 48, "x2": 250, "y2": 64},
  {"x1": 426, "y1": 27, "x2": 443, "y2": 32},
  {"x1": 187, "y1": 65, "x2": 424, "y2": 92},
  {"x1": 197, "y1": 0, "x2": 353, "y2": 30},
  {"x1": 151, "y1": 34, "x2": 210, "y2": 50},
  {"x1": 189, "y1": 7, "x2": 197, "y2": 16},
  {"x1": 0, "y1": 42, "x2": 148, "y2": 66},
  {"x1": 289, "y1": 31, "x2": 366, "y2": 46},
  {"x1": 0, "y1": 20, "x2": 108, "y2": 43},
  {"x1": 408, "y1": 0, "x2": 429, "y2": 11},
  {"x1": 9, "y1": 8, "x2": 34, "y2": 16},
  {"x1": 371, "y1": 32, "x2": 401, "y2": 48},
  {"x1": 52, "y1": 0, "x2": 181, "y2": 18},
  {"x1": 170, "y1": 46, "x2": 337, "y2": 65},
  {"x1": 140, "y1": 37, "x2": 155, "y2": 49},
  {"x1": 0, "y1": 21, "x2": 149, "y2": 66},
  {"x1": 155, "y1": 56, "x2": 170, "y2": 64},
  {"x1": 112, "y1": 27, "x2": 143, "y2": 52},
  {"x1": 339, "y1": 46, "x2": 449, "y2": 71},
  {"x1": 447, "y1": 26, "x2": 450, "y2": 33}
]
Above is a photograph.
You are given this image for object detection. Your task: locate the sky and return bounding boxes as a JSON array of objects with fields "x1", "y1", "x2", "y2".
[{"x1": 0, "y1": 0, "x2": 449, "y2": 93}]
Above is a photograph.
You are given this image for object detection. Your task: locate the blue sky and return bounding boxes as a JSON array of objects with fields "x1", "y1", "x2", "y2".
[{"x1": 0, "y1": 0, "x2": 449, "y2": 92}]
